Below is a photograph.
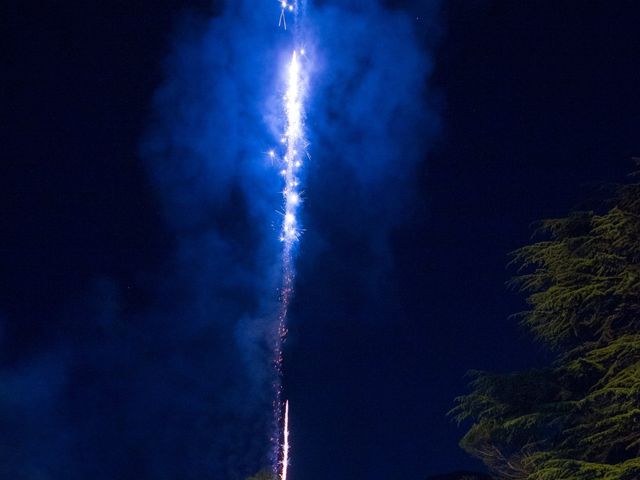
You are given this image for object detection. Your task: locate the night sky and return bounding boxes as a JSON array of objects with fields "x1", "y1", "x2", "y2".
[{"x1": 2, "y1": 1, "x2": 639, "y2": 479}]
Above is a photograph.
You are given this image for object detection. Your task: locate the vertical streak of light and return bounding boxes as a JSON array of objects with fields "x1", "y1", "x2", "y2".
[
  {"x1": 280, "y1": 401, "x2": 290, "y2": 480},
  {"x1": 273, "y1": 2, "x2": 307, "y2": 478}
]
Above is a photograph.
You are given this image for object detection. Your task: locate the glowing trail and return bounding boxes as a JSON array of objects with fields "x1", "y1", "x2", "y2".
[
  {"x1": 280, "y1": 401, "x2": 290, "y2": 480},
  {"x1": 280, "y1": 50, "x2": 305, "y2": 247},
  {"x1": 274, "y1": 46, "x2": 306, "y2": 480},
  {"x1": 279, "y1": 1, "x2": 294, "y2": 30},
  {"x1": 272, "y1": 46, "x2": 307, "y2": 387},
  {"x1": 272, "y1": 2, "x2": 308, "y2": 478}
]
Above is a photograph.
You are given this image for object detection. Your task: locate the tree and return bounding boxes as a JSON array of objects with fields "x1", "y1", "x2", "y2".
[
  {"x1": 452, "y1": 167, "x2": 640, "y2": 480},
  {"x1": 246, "y1": 470, "x2": 277, "y2": 480}
]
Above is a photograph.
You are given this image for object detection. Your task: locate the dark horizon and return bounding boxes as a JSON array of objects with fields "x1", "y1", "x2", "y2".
[{"x1": 2, "y1": 1, "x2": 639, "y2": 479}]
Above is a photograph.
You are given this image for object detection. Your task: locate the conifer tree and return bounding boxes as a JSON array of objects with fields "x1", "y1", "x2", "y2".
[
  {"x1": 452, "y1": 167, "x2": 640, "y2": 480},
  {"x1": 246, "y1": 470, "x2": 277, "y2": 480}
]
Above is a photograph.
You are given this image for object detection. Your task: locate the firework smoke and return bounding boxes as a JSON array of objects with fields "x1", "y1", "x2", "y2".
[{"x1": 0, "y1": 0, "x2": 438, "y2": 478}]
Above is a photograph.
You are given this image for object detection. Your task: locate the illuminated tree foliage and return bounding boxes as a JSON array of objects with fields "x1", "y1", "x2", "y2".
[
  {"x1": 246, "y1": 470, "x2": 277, "y2": 480},
  {"x1": 453, "y1": 169, "x2": 640, "y2": 480}
]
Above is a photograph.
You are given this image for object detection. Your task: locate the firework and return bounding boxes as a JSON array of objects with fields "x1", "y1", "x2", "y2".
[{"x1": 272, "y1": 2, "x2": 308, "y2": 478}]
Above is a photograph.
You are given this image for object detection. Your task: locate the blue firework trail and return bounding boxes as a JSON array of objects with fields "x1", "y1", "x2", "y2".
[{"x1": 272, "y1": 2, "x2": 309, "y2": 479}]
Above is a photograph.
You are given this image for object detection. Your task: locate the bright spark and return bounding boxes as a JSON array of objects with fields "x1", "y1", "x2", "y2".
[{"x1": 279, "y1": 1, "x2": 294, "y2": 30}]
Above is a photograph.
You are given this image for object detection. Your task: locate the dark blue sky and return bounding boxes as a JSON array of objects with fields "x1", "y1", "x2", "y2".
[{"x1": 2, "y1": 1, "x2": 639, "y2": 479}]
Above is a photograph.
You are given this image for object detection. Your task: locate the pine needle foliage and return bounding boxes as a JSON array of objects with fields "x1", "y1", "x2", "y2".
[
  {"x1": 246, "y1": 470, "x2": 277, "y2": 480},
  {"x1": 452, "y1": 170, "x2": 640, "y2": 480}
]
